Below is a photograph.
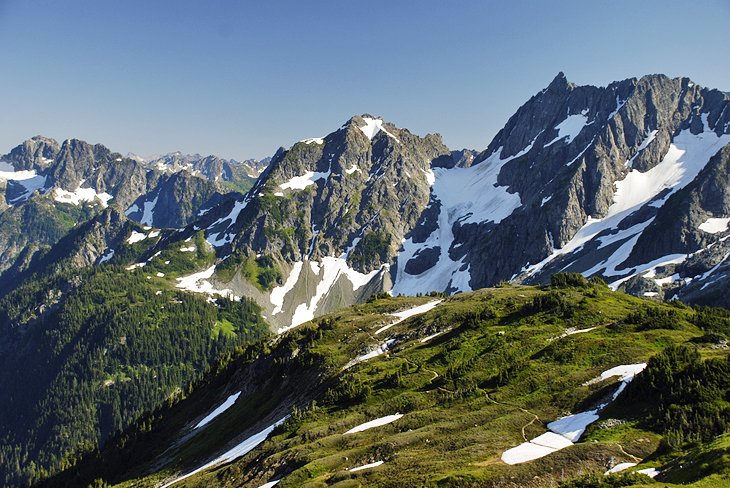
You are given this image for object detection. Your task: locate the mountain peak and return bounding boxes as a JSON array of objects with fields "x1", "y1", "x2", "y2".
[{"x1": 546, "y1": 71, "x2": 570, "y2": 91}]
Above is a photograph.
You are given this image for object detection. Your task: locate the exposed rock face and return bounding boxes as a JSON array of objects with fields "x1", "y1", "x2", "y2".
[
  {"x1": 0, "y1": 137, "x2": 259, "y2": 274},
  {"x1": 195, "y1": 115, "x2": 454, "y2": 329},
  {"x1": 3, "y1": 135, "x2": 60, "y2": 170},
  {"x1": 380, "y1": 73, "x2": 729, "y2": 306},
  {"x1": 125, "y1": 171, "x2": 225, "y2": 229}
]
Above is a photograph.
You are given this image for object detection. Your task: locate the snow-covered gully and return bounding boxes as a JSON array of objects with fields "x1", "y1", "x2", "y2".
[{"x1": 159, "y1": 416, "x2": 288, "y2": 488}]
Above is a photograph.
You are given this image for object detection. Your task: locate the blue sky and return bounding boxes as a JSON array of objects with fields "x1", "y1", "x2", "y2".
[{"x1": 1, "y1": 0, "x2": 729, "y2": 160}]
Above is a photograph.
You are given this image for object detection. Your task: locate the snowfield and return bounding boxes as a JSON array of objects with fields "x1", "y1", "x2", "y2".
[
  {"x1": 524, "y1": 117, "x2": 730, "y2": 285},
  {"x1": 501, "y1": 363, "x2": 646, "y2": 465},
  {"x1": 344, "y1": 414, "x2": 404, "y2": 434},
  {"x1": 393, "y1": 143, "x2": 529, "y2": 295}
]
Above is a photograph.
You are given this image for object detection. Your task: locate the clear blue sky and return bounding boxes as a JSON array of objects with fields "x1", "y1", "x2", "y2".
[{"x1": 1, "y1": 0, "x2": 729, "y2": 160}]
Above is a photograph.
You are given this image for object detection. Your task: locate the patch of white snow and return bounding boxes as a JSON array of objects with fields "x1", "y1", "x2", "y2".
[
  {"x1": 349, "y1": 460, "x2": 384, "y2": 472},
  {"x1": 194, "y1": 392, "x2": 241, "y2": 429},
  {"x1": 699, "y1": 217, "x2": 730, "y2": 234},
  {"x1": 344, "y1": 414, "x2": 403, "y2": 434}
]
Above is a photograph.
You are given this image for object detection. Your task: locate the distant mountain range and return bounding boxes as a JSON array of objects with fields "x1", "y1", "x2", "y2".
[{"x1": 0, "y1": 138, "x2": 269, "y2": 273}]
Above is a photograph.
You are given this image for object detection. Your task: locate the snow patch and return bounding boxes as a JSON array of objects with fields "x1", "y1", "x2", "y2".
[
  {"x1": 344, "y1": 414, "x2": 403, "y2": 434},
  {"x1": 206, "y1": 198, "x2": 250, "y2": 247},
  {"x1": 501, "y1": 363, "x2": 645, "y2": 465},
  {"x1": 345, "y1": 163, "x2": 362, "y2": 175},
  {"x1": 127, "y1": 231, "x2": 147, "y2": 244},
  {"x1": 561, "y1": 326, "x2": 597, "y2": 338},
  {"x1": 699, "y1": 217, "x2": 730, "y2": 234},
  {"x1": 344, "y1": 338, "x2": 397, "y2": 370},
  {"x1": 637, "y1": 467, "x2": 660, "y2": 478},
  {"x1": 583, "y1": 363, "x2": 647, "y2": 386},
  {"x1": 349, "y1": 460, "x2": 384, "y2": 472},
  {"x1": 140, "y1": 196, "x2": 159, "y2": 226},
  {"x1": 359, "y1": 117, "x2": 400, "y2": 142},
  {"x1": 53, "y1": 187, "x2": 113, "y2": 207},
  {"x1": 374, "y1": 300, "x2": 442, "y2": 335},
  {"x1": 545, "y1": 110, "x2": 592, "y2": 146},
  {"x1": 0, "y1": 162, "x2": 48, "y2": 201},
  {"x1": 419, "y1": 329, "x2": 449, "y2": 343},
  {"x1": 98, "y1": 249, "x2": 115, "y2": 264},
  {"x1": 626, "y1": 130, "x2": 658, "y2": 168},
  {"x1": 194, "y1": 392, "x2": 241, "y2": 429},
  {"x1": 280, "y1": 256, "x2": 384, "y2": 333},
  {"x1": 270, "y1": 261, "x2": 303, "y2": 315},
  {"x1": 279, "y1": 170, "x2": 330, "y2": 191},
  {"x1": 176, "y1": 266, "x2": 240, "y2": 301},
  {"x1": 604, "y1": 462, "x2": 637, "y2": 475},
  {"x1": 160, "y1": 416, "x2": 288, "y2": 488},
  {"x1": 0, "y1": 163, "x2": 48, "y2": 203}
]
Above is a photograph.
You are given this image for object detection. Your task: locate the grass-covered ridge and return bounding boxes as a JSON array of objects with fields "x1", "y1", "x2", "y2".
[{"x1": 46, "y1": 279, "x2": 730, "y2": 487}]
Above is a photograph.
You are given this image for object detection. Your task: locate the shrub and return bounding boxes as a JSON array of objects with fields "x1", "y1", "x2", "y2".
[{"x1": 551, "y1": 272, "x2": 589, "y2": 288}]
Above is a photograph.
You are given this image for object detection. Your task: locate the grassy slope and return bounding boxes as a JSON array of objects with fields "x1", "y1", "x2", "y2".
[{"x1": 50, "y1": 283, "x2": 730, "y2": 488}]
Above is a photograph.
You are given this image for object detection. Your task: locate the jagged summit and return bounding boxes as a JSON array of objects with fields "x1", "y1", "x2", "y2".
[{"x1": 546, "y1": 70, "x2": 571, "y2": 91}]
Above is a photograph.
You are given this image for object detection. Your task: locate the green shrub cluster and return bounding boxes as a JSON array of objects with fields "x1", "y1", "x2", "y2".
[
  {"x1": 626, "y1": 306, "x2": 681, "y2": 330},
  {"x1": 550, "y1": 272, "x2": 590, "y2": 288},
  {"x1": 621, "y1": 345, "x2": 730, "y2": 448}
]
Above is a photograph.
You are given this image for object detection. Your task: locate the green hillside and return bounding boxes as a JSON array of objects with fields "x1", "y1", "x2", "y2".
[
  {"x1": 45, "y1": 276, "x2": 730, "y2": 487},
  {"x1": 0, "y1": 261, "x2": 269, "y2": 486}
]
